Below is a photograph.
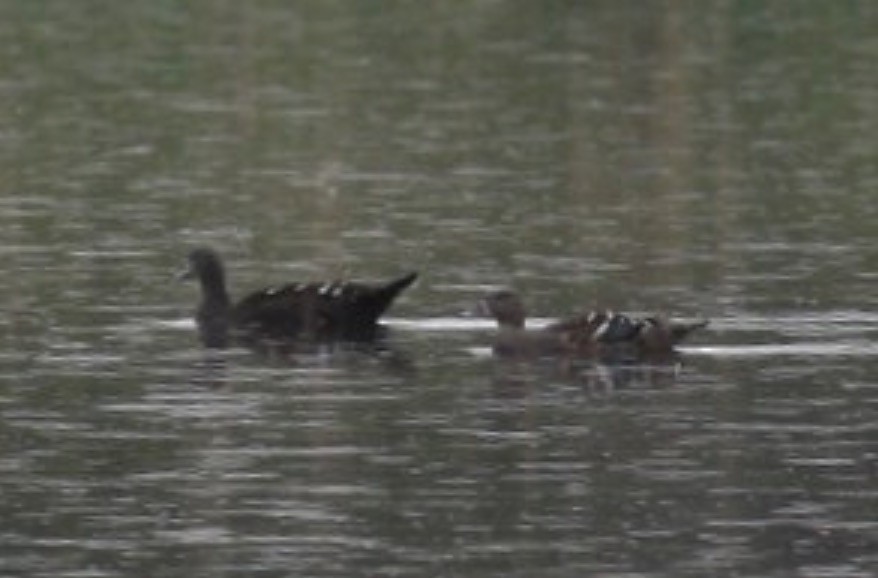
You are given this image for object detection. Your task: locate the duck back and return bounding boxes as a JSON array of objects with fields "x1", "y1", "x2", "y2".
[{"x1": 232, "y1": 272, "x2": 418, "y2": 342}]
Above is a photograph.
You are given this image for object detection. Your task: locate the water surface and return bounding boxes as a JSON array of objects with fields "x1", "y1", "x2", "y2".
[{"x1": 1, "y1": 3, "x2": 876, "y2": 577}]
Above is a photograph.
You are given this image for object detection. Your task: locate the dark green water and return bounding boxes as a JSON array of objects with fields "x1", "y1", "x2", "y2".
[{"x1": 1, "y1": 2, "x2": 876, "y2": 577}]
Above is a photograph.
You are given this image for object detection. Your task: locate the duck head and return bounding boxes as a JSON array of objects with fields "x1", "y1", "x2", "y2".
[{"x1": 476, "y1": 289, "x2": 527, "y2": 329}]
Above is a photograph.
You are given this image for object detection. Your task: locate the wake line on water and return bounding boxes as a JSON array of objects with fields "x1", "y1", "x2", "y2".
[
  {"x1": 387, "y1": 318, "x2": 878, "y2": 358},
  {"x1": 682, "y1": 342, "x2": 878, "y2": 358},
  {"x1": 163, "y1": 314, "x2": 878, "y2": 333},
  {"x1": 158, "y1": 317, "x2": 878, "y2": 358}
]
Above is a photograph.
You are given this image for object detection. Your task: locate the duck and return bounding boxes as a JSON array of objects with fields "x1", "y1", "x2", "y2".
[
  {"x1": 179, "y1": 247, "x2": 418, "y2": 348},
  {"x1": 476, "y1": 289, "x2": 708, "y2": 360}
]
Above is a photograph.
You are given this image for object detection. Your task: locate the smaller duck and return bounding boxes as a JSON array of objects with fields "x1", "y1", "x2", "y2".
[
  {"x1": 476, "y1": 290, "x2": 707, "y2": 360},
  {"x1": 179, "y1": 247, "x2": 417, "y2": 348}
]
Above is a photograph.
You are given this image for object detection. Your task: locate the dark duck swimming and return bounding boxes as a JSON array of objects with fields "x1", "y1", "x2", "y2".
[
  {"x1": 179, "y1": 247, "x2": 418, "y2": 348},
  {"x1": 477, "y1": 289, "x2": 708, "y2": 361}
]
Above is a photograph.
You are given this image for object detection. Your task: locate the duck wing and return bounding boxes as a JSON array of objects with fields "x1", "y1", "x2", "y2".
[
  {"x1": 232, "y1": 272, "x2": 418, "y2": 342},
  {"x1": 548, "y1": 310, "x2": 644, "y2": 344}
]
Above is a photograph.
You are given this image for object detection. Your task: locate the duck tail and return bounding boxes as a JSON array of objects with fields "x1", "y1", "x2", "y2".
[
  {"x1": 669, "y1": 319, "x2": 709, "y2": 344},
  {"x1": 369, "y1": 272, "x2": 418, "y2": 318}
]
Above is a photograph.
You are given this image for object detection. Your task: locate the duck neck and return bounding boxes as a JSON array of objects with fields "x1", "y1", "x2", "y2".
[
  {"x1": 194, "y1": 265, "x2": 232, "y2": 348},
  {"x1": 198, "y1": 264, "x2": 231, "y2": 312}
]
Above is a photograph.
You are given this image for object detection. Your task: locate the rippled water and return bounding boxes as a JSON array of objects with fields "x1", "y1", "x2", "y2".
[{"x1": 2, "y1": 3, "x2": 877, "y2": 578}]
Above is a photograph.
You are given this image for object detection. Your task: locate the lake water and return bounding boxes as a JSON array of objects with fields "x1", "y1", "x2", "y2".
[{"x1": 1, "y1": 2, "x2": 876, "y2": 577}]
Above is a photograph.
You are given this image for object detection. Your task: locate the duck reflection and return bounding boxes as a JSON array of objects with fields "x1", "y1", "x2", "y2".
[
  {"x1": 487, "y1": 354, "x2": 686, "y2": 394},
  {"x1": 186, "y1": 329, "x2": 417, "y2": 389}
]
